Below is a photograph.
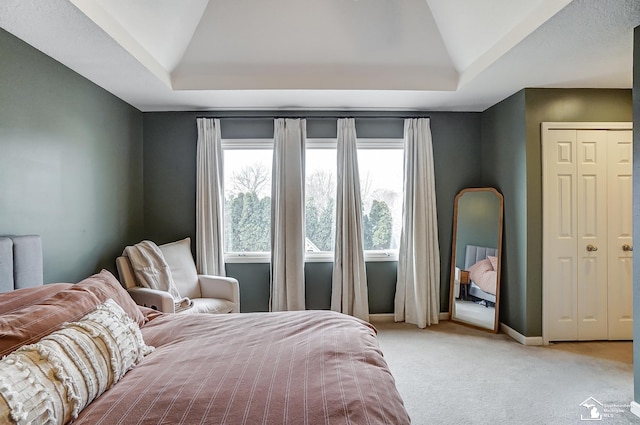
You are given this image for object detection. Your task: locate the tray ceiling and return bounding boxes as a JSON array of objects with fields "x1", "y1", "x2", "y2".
[{"x1": 1, "y1": 0, "x2": 639, "y2": 111}]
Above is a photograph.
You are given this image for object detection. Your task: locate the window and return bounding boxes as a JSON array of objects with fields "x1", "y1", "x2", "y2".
[
  {"x1": 304, "y1": 138, "x2": 403, "y2": 261},
  {"x1": 358, "y1": 139, "x2": 404, "y2": 259},
  {"x1": 222, "y1": 140, "x2": 272, "y2": 260},
  {"x1": 305, "y1": 140, "x2": 337, "y2": 256},
  {"x1": 222, "y1": 138, "x2": 403, "y2": 262}
]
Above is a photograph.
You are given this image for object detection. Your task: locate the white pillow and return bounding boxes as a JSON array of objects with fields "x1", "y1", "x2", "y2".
[
  {"x1": 0, "y1": 299, "x2": 154, "y2": 425},
  {"x1": 159, "y1": 237, "x2": 201, "y2": 299}
]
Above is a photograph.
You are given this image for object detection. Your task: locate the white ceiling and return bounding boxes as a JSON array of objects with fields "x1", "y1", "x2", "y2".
[{"x1": 1, "y1": 0, "x2": 639, "y2": 112}]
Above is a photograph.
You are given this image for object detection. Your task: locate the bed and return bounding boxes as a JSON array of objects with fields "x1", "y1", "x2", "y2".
[
  {"x1": 0, "y1": 238, "x2": 410, "y2": 425},
  {"x1": 464, "y1": 244, "x2": 498, "y2": 304}
]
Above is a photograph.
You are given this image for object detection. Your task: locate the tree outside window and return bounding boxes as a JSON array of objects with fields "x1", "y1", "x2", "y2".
[{"x1": 224, "y1": 152, "x2": 272, "y2": 253}]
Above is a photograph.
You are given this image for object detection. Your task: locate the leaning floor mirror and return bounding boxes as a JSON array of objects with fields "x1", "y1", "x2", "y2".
[{"x1": 449, "y1": 188, "x2": 503, "y2": 332}]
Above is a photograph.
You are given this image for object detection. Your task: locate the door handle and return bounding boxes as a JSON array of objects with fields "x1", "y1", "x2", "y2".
[
  {"x1": 586, "y1": 244, "x2": 598, "y2": 252},
  {"x1": 622, "y1": 244, "x2": 633, "y2": 252}
]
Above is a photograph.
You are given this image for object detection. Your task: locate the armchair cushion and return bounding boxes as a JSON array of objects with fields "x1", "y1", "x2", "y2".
[
  {"x1": 158, "y1": 238, "x2": 200, "y2": 299},
  {"x1": 186, "y1": 298, "x2": 236, "y2": 314},
  {"x1": 199, "y1": 275, "x2": 240, "y2": 313}
]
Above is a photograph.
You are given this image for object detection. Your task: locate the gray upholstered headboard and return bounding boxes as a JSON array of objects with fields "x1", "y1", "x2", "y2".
[
  {"x1": 0, "y1": 235, "x2": 43, "y2": 293},
  {"x1": 464, "y1": 245, "x2": 498, "y2": 270}
]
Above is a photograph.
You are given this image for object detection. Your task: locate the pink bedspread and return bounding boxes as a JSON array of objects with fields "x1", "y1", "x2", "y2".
[{"x1": 74, "y1": 310, "x2": 410, "y2": 424}]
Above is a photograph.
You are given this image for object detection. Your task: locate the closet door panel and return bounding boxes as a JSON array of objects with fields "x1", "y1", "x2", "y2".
[
  {"x1": 576, "y1": 130, "x2": 608, "y2": 340},
  {"x1": 607, "y1": 130, "x2": 633, "y2": 340},
  {"x1": 544, "y1": 129, "x2": 578, "y2": 341}
]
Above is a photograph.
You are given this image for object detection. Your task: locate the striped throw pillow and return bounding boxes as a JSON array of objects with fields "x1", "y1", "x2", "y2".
[{"x1": 0, "y1": 299, "x2": 154, "y2": 425}]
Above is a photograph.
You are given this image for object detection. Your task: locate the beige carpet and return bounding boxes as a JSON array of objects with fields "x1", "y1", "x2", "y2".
[{"x1": 375, "y1": 321, "x2": 636, "y2": 425}]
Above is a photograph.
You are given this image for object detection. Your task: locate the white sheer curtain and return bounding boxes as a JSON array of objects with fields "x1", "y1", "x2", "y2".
[
  {"x1": 195, "y1": 118, "x2": 226, "y2": 276},
  {"x1": 331, "y1": 118, "x2": 369, "y2": 321},
  {"x1": 395, "y1": 118, "x2": 440, "y2": 328},
  {"x1": 270, "y1": 118, "x2": 306, "y2": 311}
]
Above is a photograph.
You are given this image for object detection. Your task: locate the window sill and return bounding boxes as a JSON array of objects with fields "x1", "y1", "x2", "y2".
[
  {"x1": 224, "y1": 251, "x2": 398, "y2": 264},
  {"x1": 224, "y1": 253, "x2": 270, "y2": 264}
]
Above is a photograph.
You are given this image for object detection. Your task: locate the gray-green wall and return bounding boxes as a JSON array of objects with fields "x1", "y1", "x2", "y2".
[
  {"x1": 142, "y1": 111, "x2": 482, "y2": 313},
  {"x1": 0, "y1": 29, "x2": 144, "y2": 283},
  {"x1": 482, "y1": 88, "x2": 632, "y2": 336},
  {"x1": 481, "y1": 91, "x2": 527, "y2": 333}
]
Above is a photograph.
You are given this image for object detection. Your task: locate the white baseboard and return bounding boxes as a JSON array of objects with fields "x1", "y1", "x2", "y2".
[
  {"x1": 369, "y1": 312, "x2": 450, "y2": 323},
  {"x1": 369, "y1": 313, "x2": 395, "y2": 323},
  {"x1": 500, "y1": 323, "x2": 543, "y2": 346},
  {"x1": 372, "y1": 315, "x2": 543, "y2": 345},
  {"x1": 630, "y1": 401, "x2": 640, "y2": 419}
]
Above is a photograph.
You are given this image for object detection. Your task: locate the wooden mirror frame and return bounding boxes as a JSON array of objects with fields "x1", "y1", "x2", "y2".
[{"x1": 449, "y1": 187, "x2": 504, "y2": 333}]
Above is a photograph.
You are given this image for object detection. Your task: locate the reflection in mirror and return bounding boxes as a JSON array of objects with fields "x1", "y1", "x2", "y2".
[{"x1": 449, "y1": 188, "x2": 503, "y2": 332}]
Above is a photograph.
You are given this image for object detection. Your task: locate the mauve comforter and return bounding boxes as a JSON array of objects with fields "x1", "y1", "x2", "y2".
[{"x1": 74, "y1": 310, "x2": 410, "y2": 425}]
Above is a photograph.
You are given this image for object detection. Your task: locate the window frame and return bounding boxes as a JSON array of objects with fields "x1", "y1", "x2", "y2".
[
  {"x1": 222, "y1": 137, "x2": 403, "y2": 263},
  {"x1": 222, "y1": 138, "x2": 273, "y2": 263}
]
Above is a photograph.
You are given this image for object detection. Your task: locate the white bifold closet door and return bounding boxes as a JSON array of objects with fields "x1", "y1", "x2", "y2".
[
  {"x1": 606, "y1": 129, "x2": 633, "y2": 340},
  {"x1": 543, "y1": 124, "x2": 632, "y2": 342}
]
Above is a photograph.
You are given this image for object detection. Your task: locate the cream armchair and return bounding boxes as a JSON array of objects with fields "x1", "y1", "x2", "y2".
[{"x1": 116, "y1": 238, "x2": 239, "y2": 314}]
